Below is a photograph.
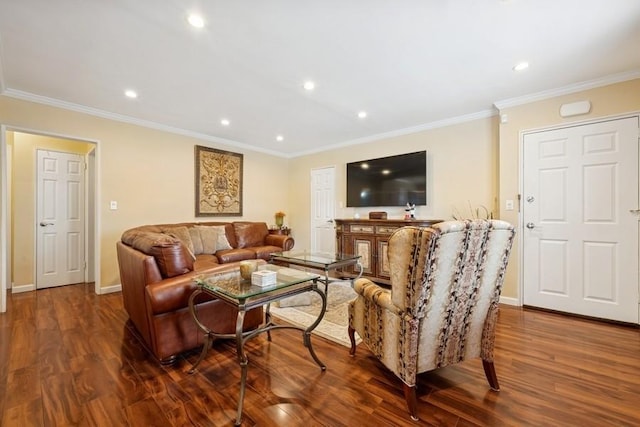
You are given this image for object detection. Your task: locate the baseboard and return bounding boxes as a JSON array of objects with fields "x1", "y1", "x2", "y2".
[
  {"x1": 499, "y1": 296, "x2": 520, "y2": 306},
  {"x1": 98, "y1": 284, "x2": 122, "y2": 295},
  {"x1": 12, "y1": 283, "x2": 36, "y2": 293}
]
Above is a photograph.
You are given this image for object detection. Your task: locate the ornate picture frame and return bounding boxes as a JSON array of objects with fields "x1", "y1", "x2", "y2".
[{"x1": 195, "y1": 145, "x2": 243, "y2": 216}]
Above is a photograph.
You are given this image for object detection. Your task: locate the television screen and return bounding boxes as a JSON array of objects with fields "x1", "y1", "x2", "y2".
[{"x1": 346, "y1": 151, "x2": 426, "y2": 207}]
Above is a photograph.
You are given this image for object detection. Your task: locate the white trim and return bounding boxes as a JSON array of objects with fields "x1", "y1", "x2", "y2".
[
  {"x1": 499, "y1": 296, "x2": 520, "y2": 306},
  {"x1": 98, "y1": 284, "x2": 121, "y2": 295},
  {"x1": 293, "y1": 109, "x2": 497, "y2": 158},
  {"x1": 494, "y1": 70, "x2": 640, "y2": 110},
  {"x1": 2, "y1": 89, "x2": 286, "y2": 158},
  {"x1": 0, "y1": 125, "x2": 6, "y2": 312},
  {"x1": 11, "y1": 283, "x2": 35, "y2": 294}
]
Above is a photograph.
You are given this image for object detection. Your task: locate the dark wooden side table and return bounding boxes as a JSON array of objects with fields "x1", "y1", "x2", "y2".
[{"x1": 268, "y1": 228, "x2": 291, "y2": 236}]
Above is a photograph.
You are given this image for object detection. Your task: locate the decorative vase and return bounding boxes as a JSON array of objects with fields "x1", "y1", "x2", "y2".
[{"x1": 275, "y1": 216, "x2": 284, "y2": 228}]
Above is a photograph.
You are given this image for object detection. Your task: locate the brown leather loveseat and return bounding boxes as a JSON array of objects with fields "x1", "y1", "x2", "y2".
[{"x1": 116, "y1": 221, "x2": 294, "y2": 364}]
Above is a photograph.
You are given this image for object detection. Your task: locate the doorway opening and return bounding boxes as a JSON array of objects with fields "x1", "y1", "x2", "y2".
[{"x1": 2, "y1": 128, "x2": 98, "y2": 300}]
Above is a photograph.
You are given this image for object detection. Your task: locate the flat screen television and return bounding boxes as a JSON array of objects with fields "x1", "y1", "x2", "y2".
[{"x1": 346, "y1": 151, "x2": 427, "y2": 207}]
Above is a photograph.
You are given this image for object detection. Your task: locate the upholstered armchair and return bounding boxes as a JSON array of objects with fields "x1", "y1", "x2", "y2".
[{"x1": 348, "y1": 219, "x2": 515, "y2": 420}]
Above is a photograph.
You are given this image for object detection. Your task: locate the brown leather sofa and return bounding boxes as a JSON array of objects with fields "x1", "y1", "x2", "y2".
[{"x1": 116, "y1": 221, "x2": 294, "y2": 364}]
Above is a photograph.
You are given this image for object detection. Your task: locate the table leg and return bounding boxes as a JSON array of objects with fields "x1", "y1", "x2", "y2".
[
  {"x1": 353, "y1": 259, "x2": 364, "y2": 282},
  {"x1": 235, "y1": 310, "x2": 248, "y2": 426},
  {"x1": 265, "y1": 302, "x2": 272, "y2": 342},
  {"x1": 323, "y1": 268, "x2": 330, "y2": 301},
  {"x1": 303, "y1": 285, "x2": 327, "y2": 370},
  {"x1": 188, "y1": 288, "x2": 210, "y2": 374}
]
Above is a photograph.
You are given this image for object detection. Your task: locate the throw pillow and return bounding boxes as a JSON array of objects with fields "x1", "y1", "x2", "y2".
[
  {"x1": 188, "y1": 227, "x2": 204, "y2": 255},
  {"x1": 212, "y1": 225, "x2": 233, "y2": 250},
  {"x1": 161, "y1": 226, "x2": 195, "y2": 260},
  {"x1": 195, "y1": 226, "x2": 219, "y2": 254}
]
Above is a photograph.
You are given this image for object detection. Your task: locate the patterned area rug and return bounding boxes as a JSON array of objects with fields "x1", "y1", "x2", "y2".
[{"x1": 269, "y1": 281, "x2": 361, "y2": 348}]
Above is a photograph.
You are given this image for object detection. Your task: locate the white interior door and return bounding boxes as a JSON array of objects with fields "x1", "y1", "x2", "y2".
[
  {"x1": 37, "y1": 149, "x2": 85, "y2": 289},
  {"x1": 522, "y1": 116, "x2": 639, "y2": 323},
  {"x1": 311, "y1": 166, "x2": 336, "y2": 254}
]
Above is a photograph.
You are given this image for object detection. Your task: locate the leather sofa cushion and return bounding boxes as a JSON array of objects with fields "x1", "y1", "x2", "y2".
[
  {"x1": 234, "y1": 222, "x2": 269, "y2": 249},
  {"x1": 252, "y1": 245, "x2": 284, "y2": 260},
  {"x1": 216, "y1": 248, "x2": 256, "y2": 263},
  {"x1": 194, "y1": 254, "x2": 219, "y2": 270},
  {"x1": 122, "y1": 230, "x2": 176, "y2": 253},
  {"x1": 150, "y1": 242, "x2": 194, "y2": 278}
]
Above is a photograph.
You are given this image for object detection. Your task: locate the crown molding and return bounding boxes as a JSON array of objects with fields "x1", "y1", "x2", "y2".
[
  {"x1": 493, "y1": 70, "x2": 640, "y2": 110},
  {"x1": 292, "y1": 109, "x2": 498, "y2": 158},
  {"x1": 0, "y1": 88, "x2": 288, "y2": 158}
]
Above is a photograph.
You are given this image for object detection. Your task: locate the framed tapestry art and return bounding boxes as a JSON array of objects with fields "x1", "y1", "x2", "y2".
[{"x1": 195, "y1": 145, "x2": 243, "y2": 216}]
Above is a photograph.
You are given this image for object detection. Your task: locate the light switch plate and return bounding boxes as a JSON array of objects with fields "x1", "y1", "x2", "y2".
[{"x1": 110, "y1": 201, "x2": 118, "y2": 210}]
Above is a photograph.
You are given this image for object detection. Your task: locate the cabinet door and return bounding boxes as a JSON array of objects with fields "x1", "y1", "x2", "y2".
[
  {"x1": 344, "y1": 235, "x2": 375, "y2": 276},
  {"x1": 376, "y1": 237, "x2": 391, "y2": 280}
]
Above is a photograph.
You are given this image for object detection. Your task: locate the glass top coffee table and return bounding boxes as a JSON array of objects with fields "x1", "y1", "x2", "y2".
[
  {"x1": 269, "y1": 251, "x2": 362, "y2": 300},
  {"x1": 188, "y1": 264, "x2": 326, "y2": 426}
]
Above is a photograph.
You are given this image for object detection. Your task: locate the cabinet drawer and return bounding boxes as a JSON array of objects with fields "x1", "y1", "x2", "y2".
[
  {"x1": 376, "y1": 225, "x2": 399, "y2": 234},
  {"x1": 349, "y1": 225, "x2": 374, "y2": 233}
]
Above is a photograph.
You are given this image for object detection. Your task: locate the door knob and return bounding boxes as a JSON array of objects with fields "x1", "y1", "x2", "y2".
[
  {"x1": 39, "y1": 221, "x2": 54, "y2": 227},
  {"x1": 526, "y1": 222, "x2": 535, "y2": 229}
]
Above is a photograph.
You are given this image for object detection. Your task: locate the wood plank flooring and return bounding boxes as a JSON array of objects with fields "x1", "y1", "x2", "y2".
[{"x1": 1, "y1": 283, "x2": 639, "y2": 426}]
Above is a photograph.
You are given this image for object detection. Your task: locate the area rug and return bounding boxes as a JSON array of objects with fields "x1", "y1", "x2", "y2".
[{"x1": 269, "y1": 281, "x2": 361, "y2": 348}]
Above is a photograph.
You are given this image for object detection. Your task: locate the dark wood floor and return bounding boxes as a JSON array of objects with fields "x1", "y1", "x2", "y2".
[{"x1": 1, "y1": 284, "x2": 639, "y2": 426}]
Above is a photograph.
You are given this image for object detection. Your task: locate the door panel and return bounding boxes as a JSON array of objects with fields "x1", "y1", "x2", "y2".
[
  {"x1": 523, "y1": 116, "x2": 639, "y2": 323},
  {"x1": 311, "y1": 166, "x2": 336, "y2": 254},
  {"x1": 37, "y1": 150, "x2": 85, "y2": 289}
]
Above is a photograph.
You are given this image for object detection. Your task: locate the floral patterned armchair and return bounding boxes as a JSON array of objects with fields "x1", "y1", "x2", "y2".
[{"x1": 348, "y1": 219, "x2": 515, "y2": 420}]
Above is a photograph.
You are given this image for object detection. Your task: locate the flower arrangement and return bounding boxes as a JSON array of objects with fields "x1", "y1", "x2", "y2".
[{"x1": 274, "y1": 211, "x2": 286, "y2": 228}]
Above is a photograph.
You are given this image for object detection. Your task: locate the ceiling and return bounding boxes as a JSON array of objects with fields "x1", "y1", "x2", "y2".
[{"x1": 1, "y1": 1, "x2": 639, "y2": 157}]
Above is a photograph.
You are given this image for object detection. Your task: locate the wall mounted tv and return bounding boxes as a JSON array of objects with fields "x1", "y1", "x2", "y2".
[{"x1": 346, "y1": 151, "x2": 427, "y2": 208}]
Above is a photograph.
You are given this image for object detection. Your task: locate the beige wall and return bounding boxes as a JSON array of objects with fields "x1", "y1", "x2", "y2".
[
  {"x1": 1, "y1": 96, "x2": 290, "y2": 290},
  {"x1": 497, "y1": 78, "x2": 640, "y2": 299},
  {"x1": 288, "y1": 116, "x2": 500, "y2": 248},
  {"x1": 2, "y1": 78, "x2": 638, "y2": 297},
  {"x1": 11, "y1": 133, "x2": 94, "y2": 286}
]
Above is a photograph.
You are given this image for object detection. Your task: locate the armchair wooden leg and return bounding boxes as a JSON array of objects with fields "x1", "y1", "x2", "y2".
[
  {"x1": 348, "y1": 326, "x2": 357, "y2": 356},
  {"x1": 482, "y1": 360, "x2": 500, "y2": 391},
  {"x1": 403, "y1": 383, "x2": 419, "y2": 421}
]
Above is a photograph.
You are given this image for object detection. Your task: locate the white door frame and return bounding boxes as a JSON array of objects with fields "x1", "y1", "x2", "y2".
[
  {"x1": 518, "y1": 112, "x2": 640, "y2": 318},
  {"x1": 1, "y1": 126, "x2": 7, "y2": 312},
  {"x1": 0, "y1": 125, "x2": 102, "y2": 297}
]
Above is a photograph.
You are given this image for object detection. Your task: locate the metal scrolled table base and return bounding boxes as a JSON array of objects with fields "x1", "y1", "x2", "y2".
[{"x1": 188, "y1": 283, "x2": 327, "y2": 426}]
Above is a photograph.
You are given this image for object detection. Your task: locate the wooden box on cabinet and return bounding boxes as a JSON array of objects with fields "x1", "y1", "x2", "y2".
[{"x1": 335, "y1": 218, "x2": 442, "y2": 285}]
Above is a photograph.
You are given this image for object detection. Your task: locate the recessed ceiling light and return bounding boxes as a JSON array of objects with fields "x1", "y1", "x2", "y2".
[
  {"x1": 276, "y1": 135, "x2": 284, "y2": 142},
  {"x1": 221, "y1": 119, "x2": 230, "y2": 126},
  {"x1": 513, "y1": 62, "x2": 529, "y2": 72},
  {"x1": 358, "y1": 111, "x2": 367, "y2": 119},
  {"x1": 124, "y1": 89, "x2": 138, "y2": 99},
  {"x1": 188, "y1": 14, "x2": 205, "y2": 28},
  {"x1": 303, "y1": 81, "x2": 315, "y2": 91}
]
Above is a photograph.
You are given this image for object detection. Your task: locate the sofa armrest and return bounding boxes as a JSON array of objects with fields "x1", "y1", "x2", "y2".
[
  {"x1": 265, "y1": 234, "x2": 295, "y2": 251},
  {"x1": 117, "y1": 241, "x2": 164, "y2": 346}
]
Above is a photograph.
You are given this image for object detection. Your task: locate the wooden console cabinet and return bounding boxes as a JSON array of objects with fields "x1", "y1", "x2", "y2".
[{"x1": 335, "y1": 218, "x2": 442, "y2": 285}]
